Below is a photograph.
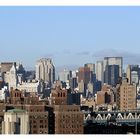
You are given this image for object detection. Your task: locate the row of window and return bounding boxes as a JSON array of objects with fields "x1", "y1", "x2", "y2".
[{"x1": 32, "y1": 124, "x2": 48, "y2": 128}]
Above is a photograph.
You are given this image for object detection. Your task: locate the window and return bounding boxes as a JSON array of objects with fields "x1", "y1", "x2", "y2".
[
  {"x1": 33, "y1": 130, "x2": 37, "y2": 134},
  {"x1": 33, "y1": 125, "x2": 36, "y2": 128}
]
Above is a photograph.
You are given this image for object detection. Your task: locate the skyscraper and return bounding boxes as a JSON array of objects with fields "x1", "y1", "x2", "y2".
[
  {"x1": 84, "y1": 63, "x2": 96, "y2": 83},
  {"x1": 96, "y1": 61, "x2": 104, "y2": 83},
  {"x1": 104, "y1": 57, "x2": 123, "y2": 77},
  {"x1": 58, "y1": 69, "x2": 71, "y2": 83},
  {"x1": 2, "y1": 109, "x2": 29, "y2": 134},
  {"x1": 119, "y1": 79, "x2": 137, "y2": 111},
  {"x1": 36, "y1": 58, "x2": 55, "y2": 87},
  {"x1": 78, "y1": 67, "x2": 91, "y2": 84},
  {"x1": 104, "y1": 65, "x2": 119, "y2": 86},
  {"x1": 84, "y1": 63, "x2": 95, "y2": 74},
  {"x1": 126, "y1": 65, "x2": 139, "y2": 85}
]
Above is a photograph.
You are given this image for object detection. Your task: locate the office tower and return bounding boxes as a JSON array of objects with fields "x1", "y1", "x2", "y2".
[
  {"x1": 93, "y1": 81, "x2": 102, "y2": 93},
  {"x1": 131, "y1": 71, "x2": 139, "y2": 85},
  {"x1": 119, "y1": 79, "x2": 136, "y2": 111},
  {"x1": 67, "y1": 92, "x2": 80, "y2": 105},
  {"x1": 78, "y1": 67, "x2": 91, "y2": 84},
  {"x1": 4, "y1": 63, "x2": 18, "y2": 90},
  {"x1": 54, "y1": 105, "x2": 83, "y2": 134},
  {"x1": 126, "y1": 65, "x2": 131, "y2": 84},
  {"x1": 71, "y1": 70, "x2": 78, "y2": 78},
  {"x1": 58, "y1": 69, "x2": 71, "y2": 83},
  {"x1": 69, "y1": 77, "x2": 78, "y2": 91},
  {"x1": 84, "y1": 63, "x2": 95, "y2": 74},
  {"x1": 104, "y1": 65, "x2": 119, "y2": 86},
  {"x1": 78, "y1": 80, "x2": 87, "y2": 96},
  {"x1": 126, "y1": 65, "x2": 139, "y2": 85},
  {"x1": 36, "y1": 58, "x2": 55, "y2": 87},
  {"x1": 84, "y1": 63, "x2": 95, "y2": 83},
  {"x1": 87, "y1": 82, "x2": 94, "y2": 95},
  {"x1": 104, "y1": 57, "x2": 123, "y2": 77},
  {"x1": 50, "y1": 85, "x2": 67, "y2": 105},
  {"x1": 96, "y1": 61, "x2": 104, "y2": 83},
  {"x1": 2, "y1": 109, "x2": 29, "y2": 134}
]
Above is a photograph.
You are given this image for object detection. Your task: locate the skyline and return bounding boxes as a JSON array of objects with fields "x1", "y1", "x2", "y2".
[{"x1": 0, "y1": 6, "x2": 140, "y2": 70}]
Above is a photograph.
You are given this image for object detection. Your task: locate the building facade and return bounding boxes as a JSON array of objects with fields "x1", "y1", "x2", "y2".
[
  {"x1": 96, "y1": 61, "x2": 104, "y2": 83},
  {"x1": 119, "y1": 79, "x2": 137, "y2": 111},
  {"x1": 2, "y1": 109, "x2": 29, "y2": 134},
  {"x1": 36, "y1": 58, "x2": 55, "y2": 87},
  {"x1": 54, "y1": 105, "x2": 83, "y2": 134},
  {"x1": 104, "y1": 57, "x2": 123, "y2": 77},
  {"x1": 104, "y1": 65, "x2": 119, "y2": 86}
]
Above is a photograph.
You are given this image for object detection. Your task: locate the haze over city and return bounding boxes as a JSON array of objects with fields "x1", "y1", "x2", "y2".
[
  {"x1": 0, "y1": 6, "x2": 140, "y2": 70},
  {"x1": 1, "y1": 5, "x2": 140, "y2": 135}
]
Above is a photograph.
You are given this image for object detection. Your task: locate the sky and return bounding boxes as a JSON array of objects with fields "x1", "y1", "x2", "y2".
[{"x1": 0, "y1": 6, "x2": 140, "y2": 71}]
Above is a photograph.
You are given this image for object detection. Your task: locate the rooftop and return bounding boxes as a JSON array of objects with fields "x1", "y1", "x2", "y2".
[{"x1": 7, "y1": 109, "x2": 26, "y2": 113}]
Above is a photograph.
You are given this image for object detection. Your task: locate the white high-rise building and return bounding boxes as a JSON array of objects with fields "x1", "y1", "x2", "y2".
[
  {"x1": 2, "y1": 109, "x2": 29, "y2": 134},
  {"x1": 96, "y1": 61, "x2": 104, "y2": 83},
  {"x1": 9, "y1": 63, "x2": 18, "y2": 89},
  {"x1": 104, "y1": 57, "x2": 123, "y2": 77},
  {"x1": 36, "y1": 58, "x2": 55, "y2": 86},
  {"x1": 58, "y1": 69, "x2": 70, "y2": 83},
  {"x1": 4, "y1": 63, "x2": 18, "y2": 90}
]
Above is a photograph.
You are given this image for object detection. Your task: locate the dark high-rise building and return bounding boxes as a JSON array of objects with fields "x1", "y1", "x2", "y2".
[
  {"x1": 67, "y1": 92, "x2": 80, "y2": 105},
  {"x1": 104, "y1": 65, "x2": 119, "y2": 86},
  {"x1": 84, "y1": 63, "x2": 95, "y2": 83},
  {"x1": 103, "y1": 57, "x2": 123, "y2": 77},
  {"x1": 69, "y1": 77, "x2": 78, "y2": 91}
]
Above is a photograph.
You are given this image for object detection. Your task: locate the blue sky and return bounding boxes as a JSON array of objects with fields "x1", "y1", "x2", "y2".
[{"x1": 0, "y1": 6, "x2": 140, "y2": 70}]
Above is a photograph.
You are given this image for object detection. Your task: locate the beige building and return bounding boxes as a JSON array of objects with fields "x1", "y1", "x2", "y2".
[
  {"x1": 78, "y1": 80, "x2": 85, "y2": 93},
  {"x1": 2, "y1": 109, "x2": 29, "y2": 134},
  {"x1": 119, "y1": 79, "x2": 137, "y2": 111},
  {"x1": 36, "y1": 58, "x2": 55, "y2": 86},
  {"x1": 96, "y1": 91, "x2": 105, "y2": 105},
  {"x1": 126, "y1": 65, "x2": 131, "y2": 84},
  {"x1": 54, "y1": 105, "x2": 83, "y2": 134},
  {"x1": 87, "y1": 82, "x2": 94, "y2": 94},
  {"x1": 84, "y1": 63, "x2": 95, "y2": 74},
  {"x1": 96, "y1": 61, "x2": 104, "y2": 83}
]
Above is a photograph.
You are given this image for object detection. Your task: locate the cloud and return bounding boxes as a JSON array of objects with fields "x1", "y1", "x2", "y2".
[
  {"x1": 63, "y1": 49, "x2": 71, "y2": 54},
  {"x1": 76, "y1": 51, "x2": 90, "y2": 56},
  {"x1": 92, "y1": 48, "x2": 140, "y2": 65},
  {"x1": 42, "y1": 53, "x2": 55, "y2": 58},
  {"x1": 56, "y1": 64, "x2": 79, "y2": 72}
]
